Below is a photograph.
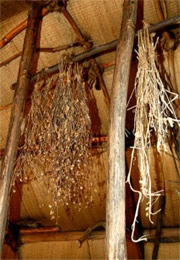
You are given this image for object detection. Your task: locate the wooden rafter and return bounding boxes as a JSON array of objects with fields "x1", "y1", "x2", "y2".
[{"x1": 0, "y1": 8, "x2": 49, "y2": 49}]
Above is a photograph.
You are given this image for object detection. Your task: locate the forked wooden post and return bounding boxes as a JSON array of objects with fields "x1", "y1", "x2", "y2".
[
  {"x1": 106, "y1": 0, "x2": 137, "y2": 259},
  {"x1": 0, "y1": 3, "x2": 43, "y2": 252}
]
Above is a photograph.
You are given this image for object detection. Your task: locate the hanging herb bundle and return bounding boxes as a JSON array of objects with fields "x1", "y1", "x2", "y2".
[
  {"x1": 13, "y1": 57, "x2": 96, "y2": 218},
  {"x1": 126, "y1": 27, "x2": 180, "y2": 242}
]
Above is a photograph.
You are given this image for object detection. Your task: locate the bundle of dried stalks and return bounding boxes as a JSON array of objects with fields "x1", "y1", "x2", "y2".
[
  {"x1": 127, "y1": 27, "x2": 179, "y2": 242},
  {"x1": 12, "y1": 57, "x2": 96, "y2": 219}
]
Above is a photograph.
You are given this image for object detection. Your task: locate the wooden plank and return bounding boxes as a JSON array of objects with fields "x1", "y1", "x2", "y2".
[
  {"x1": 0, "y1": 3, "x2": 43, "y2": 252},
  {"x1": 106, "y1": 0, "x2": 137, "y2": 259}
]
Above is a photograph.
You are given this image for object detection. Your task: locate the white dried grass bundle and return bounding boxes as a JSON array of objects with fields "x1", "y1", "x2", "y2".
[
  {"x1": 13, "y1": 57, "x2": 96, "y2": 219},
  {"x1": 127, "y1": 28, "x2": 180, "y2": 242}
]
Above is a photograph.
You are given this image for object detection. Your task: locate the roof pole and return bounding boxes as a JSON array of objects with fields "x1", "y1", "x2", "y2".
[
  {"x1": 0, "y1": 3, "x2": 43, "y2": 252},
  {"x1": 106, "y1": 0, "x2": 137, "y2": 259}
]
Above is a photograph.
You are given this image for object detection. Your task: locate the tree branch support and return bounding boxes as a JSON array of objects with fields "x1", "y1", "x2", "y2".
[
  {"x1": 0, "y1": 3, "x2": 43, "y2": 251},
  {"x1": 106, "y1": 0, "x2": 137, "y2": 259}
]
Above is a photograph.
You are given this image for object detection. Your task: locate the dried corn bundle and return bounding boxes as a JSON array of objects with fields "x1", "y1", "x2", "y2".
[
  {"x1": 13, "y1": 57, "x2": 96, "y2": 218},
  {"x1": 127, "y1": 28, "x2": 179, "y2": 242}
]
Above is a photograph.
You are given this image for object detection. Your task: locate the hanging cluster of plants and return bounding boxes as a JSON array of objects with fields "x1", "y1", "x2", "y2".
[
  {"x1": 12, "y1": 57, "x2": 97, "y2": 218},
  {"x1": 127, "y1": 27, "x2": 179, "y2": 242}
]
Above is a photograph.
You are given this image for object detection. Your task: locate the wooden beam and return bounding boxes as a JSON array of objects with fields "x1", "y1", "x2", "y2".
[
  {"x1": 72, "y1": 15, "x2": 180, "y2": 62},
  {"x1": 144, "y1": 228, "x2": 180, "y2": 243},
  {"x1": 23, "y1": 15, "x2": 179, "y2": 87},
  {"x1": 20, "y1": 230, "x2": 105, "y2": 244},
  {"x1": 20, "y1": 227, "x2": 60, "y2": 235},
  {"x1": 0, "y1": 3, "x2": 43, "y2": 251},
  {"x1": 9, "y1": 15, "x2": 180, "y2": 90},
  {"x1": 106, "y1": 0, "x2": 137, "y2": 259}
]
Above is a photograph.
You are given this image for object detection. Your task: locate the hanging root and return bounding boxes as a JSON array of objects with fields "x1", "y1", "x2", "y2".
[{"x1": 126, "y1": 27, "x2": 180, "y2": 242}]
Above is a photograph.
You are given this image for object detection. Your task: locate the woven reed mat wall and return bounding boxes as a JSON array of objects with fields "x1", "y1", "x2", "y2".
[
  {"x1": 18, "y1": 230, "x2": 141, "y2": 259},
  {"x1": 144, "y1": 0, "x2": 180, "y2": 24},
  {"x1": 19, "y1": 241, "x2": 180, "y2": 260},
  {"x1": 19, "y1": 239, "x2": 105, "y2": 260}
]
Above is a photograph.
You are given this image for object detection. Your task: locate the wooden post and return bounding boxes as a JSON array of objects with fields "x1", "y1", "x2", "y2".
[
  {"x1": 0, "y1": 3, "x2": 43, "y2": 252},
  {"x1": 106, "y1": 0, "x2": 137, "y2": 259}
]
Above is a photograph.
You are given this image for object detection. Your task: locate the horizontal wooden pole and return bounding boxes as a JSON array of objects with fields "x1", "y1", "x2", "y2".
[
  {"x1": 149, "y1": 236, "x2": 180, "y2": 243},
  {"x1": 73, "y1": 15, "x2": 180, "y2": 62},
  {"x1": 20, "y1": 228, "x2": 180, "y2": 244},
  {"x1": 20, "y1": 230, "x2": 105, "y2": 244},
  {"x1": 28, "y1": 15, "x2": 180, "y2": 85},
  {"x1": 144, "y1": 228, "x2": 180, "y2": 240},
  {"x1": 9, "y1": 15, "x2": 180, "y2": 90},
  {"x1": 20, "y1": 226, "x2": 60, "y2": 234}
]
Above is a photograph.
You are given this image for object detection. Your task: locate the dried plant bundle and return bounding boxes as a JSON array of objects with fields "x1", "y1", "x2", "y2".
[
  {"x1": 13, "y1": 57, "x2": 96, "y2": 219},
  {"x1": 126, "y1": 27, "x2": 180, "y2": 242}
]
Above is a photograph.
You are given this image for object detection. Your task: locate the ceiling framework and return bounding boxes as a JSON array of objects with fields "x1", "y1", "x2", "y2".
[
  {"x1": 0, "y1": 15, "x2": 179, "y2": 86},
  {"x1": 0, "y1": 0, "x2": 180, "y2": 259}
]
